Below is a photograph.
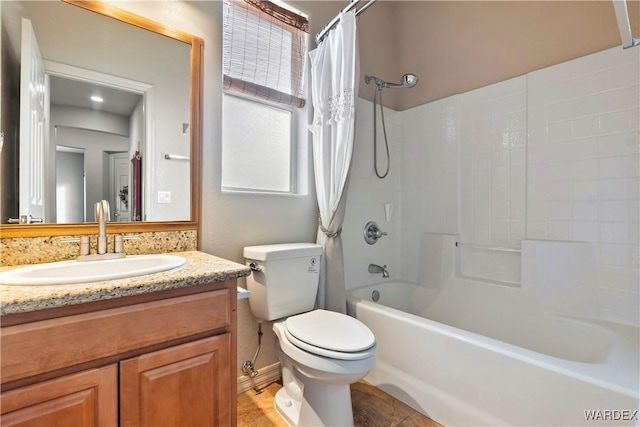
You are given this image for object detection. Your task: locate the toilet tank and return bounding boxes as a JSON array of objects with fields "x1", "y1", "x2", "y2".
[{"x1": 244, "y1": 243, "x2": 322, "y2": 321}]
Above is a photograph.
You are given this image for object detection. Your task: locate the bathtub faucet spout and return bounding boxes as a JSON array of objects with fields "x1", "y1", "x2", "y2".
[{"x1": 369, "y1": 263, "x2": 389, "y2": 278}]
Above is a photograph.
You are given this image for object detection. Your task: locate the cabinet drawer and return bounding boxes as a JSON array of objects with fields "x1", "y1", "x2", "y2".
[{"x1": 1, "y1": 289, "x2": 229, "y2": 384}]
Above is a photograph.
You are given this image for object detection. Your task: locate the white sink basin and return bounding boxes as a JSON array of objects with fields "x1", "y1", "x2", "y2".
[{"x1": 0, "y1": 255, "x2": 187, "y2": 286}]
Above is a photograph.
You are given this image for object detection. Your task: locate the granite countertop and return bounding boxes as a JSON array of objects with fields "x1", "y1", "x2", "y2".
[{"x1": 0, "y1": 251, "x2": 251, "y2": 316}]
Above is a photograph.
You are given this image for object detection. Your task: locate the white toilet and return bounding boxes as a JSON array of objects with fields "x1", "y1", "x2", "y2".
[{"x1": 244, "y1": 243, "x2": 376, "y2": 427}]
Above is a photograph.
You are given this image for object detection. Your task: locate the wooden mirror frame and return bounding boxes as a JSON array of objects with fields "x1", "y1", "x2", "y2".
[{"x1": 1, "y1": 0, "x2": 203, "y2": 246}]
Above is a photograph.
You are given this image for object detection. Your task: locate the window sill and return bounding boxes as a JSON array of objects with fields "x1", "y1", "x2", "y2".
[{"x1": 221, "y1": 189, "x2": 308, "y2": 197}]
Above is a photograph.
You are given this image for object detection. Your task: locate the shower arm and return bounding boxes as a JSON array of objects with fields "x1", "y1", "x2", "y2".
[{"x1": 364, "y1": 76, "x2": 404, "y2": 90}]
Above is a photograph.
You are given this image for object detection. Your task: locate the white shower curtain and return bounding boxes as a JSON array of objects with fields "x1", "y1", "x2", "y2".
[{"x1": 309, "y1": 11, "x2": 358, "y2": 313}]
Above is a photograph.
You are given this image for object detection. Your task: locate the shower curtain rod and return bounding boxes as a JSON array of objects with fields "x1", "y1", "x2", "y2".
[
  {"x1": 315, "y1": 0, "x2": 376, "y2": 44},
  {"x1": 612, "y1": 0, "x2": 639, "y2": 48}
]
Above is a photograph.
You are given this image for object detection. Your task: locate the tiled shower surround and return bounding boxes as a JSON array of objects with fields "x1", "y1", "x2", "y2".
[
  {"x1": 406, "y1": 46, "x2": 639, "y2": 325},
  {"x1": 526, "y1": 47, "x2": 639, "y2": 324},
  {"x1": 345, "y1": 45, "x2": 638, "y2": 326}
]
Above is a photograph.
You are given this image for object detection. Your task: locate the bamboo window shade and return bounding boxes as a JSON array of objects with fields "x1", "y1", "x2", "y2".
[{"x1": 222, "y1": 0, "x2": 308, "y2": 108}]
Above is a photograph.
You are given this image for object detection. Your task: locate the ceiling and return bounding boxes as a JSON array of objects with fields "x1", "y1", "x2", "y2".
[{"x1": 49, "y1": 75, "x2": 141, "y2": 117}]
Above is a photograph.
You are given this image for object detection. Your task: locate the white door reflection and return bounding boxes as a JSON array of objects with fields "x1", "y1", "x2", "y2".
[
  {"x1": 110, "y1": 153, "x2": 131, "y2": 221},
  {"x1": 54, "y1": 127, "x2": 128, "y2": 223},
  {"x1": 55, "y1": 147, "x2": 85, "y2": 223}
]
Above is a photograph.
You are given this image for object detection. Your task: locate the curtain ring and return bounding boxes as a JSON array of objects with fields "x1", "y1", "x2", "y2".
[{"x1": 318, "y1": 215, "x2": 341, "y2": 238}]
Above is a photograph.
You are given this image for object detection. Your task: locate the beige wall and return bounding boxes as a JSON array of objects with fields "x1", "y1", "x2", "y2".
[
  {"x1": 396, "y1": 1, "x2": 639, "y2": 110},
  {"x1": 293, "y1": 0, "x2": 403, "y2": 109},
  {"x1": 299, "y1": 0, "x2": 639, "y2": 111}
]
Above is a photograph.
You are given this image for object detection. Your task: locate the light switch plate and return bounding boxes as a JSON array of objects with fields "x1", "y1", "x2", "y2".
[{"x1": 158, "y1": 191, "x2": 171, "y2": 203}]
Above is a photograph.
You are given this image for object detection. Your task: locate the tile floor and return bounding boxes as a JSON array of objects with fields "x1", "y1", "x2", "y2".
[{"x1": 237, "y1": 380, "x2": 442, "y2": 427}]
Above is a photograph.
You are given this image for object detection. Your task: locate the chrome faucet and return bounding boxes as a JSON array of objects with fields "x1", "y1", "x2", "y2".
[
  {"x1": 368, "y1": 263, "x2": 389, "y2": 278},
  {"x1": 95, "y1": 200, "x2": 110, "y2": 255},
  {"x1": 72, "y1": 200, "x2": 128, "y2": 261}
]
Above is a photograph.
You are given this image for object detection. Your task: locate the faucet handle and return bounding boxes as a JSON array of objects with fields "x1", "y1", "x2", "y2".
[
  {"x1": 61, "y1": 236, "x2": 90, "y2": 256},
  {"x1": 114, "y1": 235, "x2": 124, "y2": 254},
  {"x1": 79, "y1": 236, "x2": 90, "y2": 256},
  {"x1": 364, "y1": 221, "x2": 387, "y2": 245}
]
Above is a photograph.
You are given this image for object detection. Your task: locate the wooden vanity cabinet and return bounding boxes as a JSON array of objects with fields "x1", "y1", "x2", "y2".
[
  {"x1": 1, "y1": 281, "x2": 237, "y2": 427},
  {"x1": 0, "y1": 365, "x2": 118, "y2": 427},
  {"x1": 120, "y1": 334, "x2": 231, "y2": 426}
]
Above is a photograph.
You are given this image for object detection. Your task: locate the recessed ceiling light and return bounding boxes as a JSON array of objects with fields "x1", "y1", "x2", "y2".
[{"x1": 91, "y1": 95, "x2": 104, "y2": 103}]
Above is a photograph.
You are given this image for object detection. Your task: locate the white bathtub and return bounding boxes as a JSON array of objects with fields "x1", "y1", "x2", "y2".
[{"x1": 347, "y1": 279, "x2": 640, "y2": 426}]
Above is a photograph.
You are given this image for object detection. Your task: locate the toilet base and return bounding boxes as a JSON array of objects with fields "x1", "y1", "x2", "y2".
[
  {"x1": 274, "y1": 387, "x2": 300, "y2": 426},
  {"x1": 274, "y1": 380, "x2": 354, "y2": 427}
]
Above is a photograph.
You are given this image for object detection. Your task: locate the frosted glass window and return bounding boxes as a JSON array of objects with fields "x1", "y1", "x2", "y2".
[{"x1": 222, "y1": 94, "x2": 292, "y2": 192}]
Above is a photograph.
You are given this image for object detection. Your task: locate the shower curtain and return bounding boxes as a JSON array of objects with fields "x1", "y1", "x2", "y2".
[{"x1": 309, "y1": 11, "x2": 358, "y2": 313}]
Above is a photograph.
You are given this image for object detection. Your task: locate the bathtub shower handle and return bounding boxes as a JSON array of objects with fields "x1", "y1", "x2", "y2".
[{"x1": 364, "y1": 221, "x2": 387, "y2": 245}]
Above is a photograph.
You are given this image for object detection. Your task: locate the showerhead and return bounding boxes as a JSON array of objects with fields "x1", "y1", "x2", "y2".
[
  {"x1": 364, "y1": 73, "x2": 419, "y2": 90},
  {"x1": 401, "y1": 73, "x2": 418, "y2": 88}
]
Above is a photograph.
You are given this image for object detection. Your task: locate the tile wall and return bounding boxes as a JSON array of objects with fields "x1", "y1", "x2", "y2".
[
  {"x1": 526, "y1": 46, "x2": 639, "y2": 324},
  {"x1": 400, "y1": 76, "x2": 528, "y2": 285},
  {"x1": 400, "y1": 97, "x2": 458, "y2": 282},
  {"x1": 343, "y1": 98, "x2": 403, "y2": 289},
  {"x1": 459, "y1": 76, "x2": 527, "y2": 249},
  {"x1": 456, "y1": 76, "x2": 527, "y2": 285},
  {"x1": 393, "y1": 46, "x2": 639, "y2": 325}
]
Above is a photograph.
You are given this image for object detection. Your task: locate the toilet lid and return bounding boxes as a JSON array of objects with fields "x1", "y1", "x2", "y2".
[{"x1": 285, "y1": 310, "x2": 375, "y2": 359}]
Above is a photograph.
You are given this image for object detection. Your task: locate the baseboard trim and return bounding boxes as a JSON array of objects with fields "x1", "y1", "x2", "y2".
[{"x1": 237, "y1": 362, "x2": 281, "y2": 394}]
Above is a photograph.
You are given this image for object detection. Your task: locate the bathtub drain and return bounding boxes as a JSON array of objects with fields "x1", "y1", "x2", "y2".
[{"x1": 372, "y1": 290, "x2": 380, "y2": 302}]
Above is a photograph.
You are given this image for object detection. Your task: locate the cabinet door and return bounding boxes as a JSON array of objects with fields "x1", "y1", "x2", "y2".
[
  {"x1": 0, "y1": 365, "x2": 117, "y2": 427},
  {"x1": 120, "y1": 334, "x2": 231, "y2": 427}
]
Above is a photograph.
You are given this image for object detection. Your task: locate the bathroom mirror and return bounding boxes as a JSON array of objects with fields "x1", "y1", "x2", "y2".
[{"x1": 1, "y1": 0, "x2": 202, "y2": 238}]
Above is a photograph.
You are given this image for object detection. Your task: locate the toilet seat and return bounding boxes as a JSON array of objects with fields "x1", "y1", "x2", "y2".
[{"x1": 284, "y1": 310, "x2": 376, "y2": 361}]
